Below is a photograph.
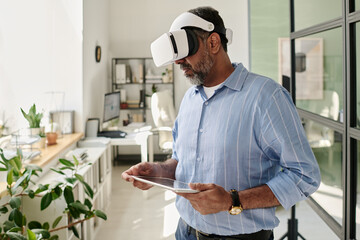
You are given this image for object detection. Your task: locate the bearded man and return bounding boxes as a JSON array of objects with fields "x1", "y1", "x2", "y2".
[{"x1": 122, "y1": 6, "x2": 320, "y2": 240}]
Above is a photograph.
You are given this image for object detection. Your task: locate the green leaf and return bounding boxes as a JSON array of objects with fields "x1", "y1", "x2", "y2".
[
  {"x1": 42, "y1": 222, "x2": 49, "y2": 231},
  {"x1": 9, "y1": 197, "x2": 21, "y2": 209},
  {"x1": 31, "y1": 229, "x2": 50, "y2": 239},
  {"x1": 74, "y1": 173, "x2": 84, "y2": 182},
  {"x1": 28, "y1": 190, "x2": 35, "y2": 199},
  {"x1": 73, "y1": 155, "x2": 79, "y2": 166},
  {"x1": 82, "y1": 181, "x2": 94, "y2": 199},
  {"x1": 7, "y1": 227, "x2": 22, "y2": 232},
  {"x1": 13, "y1": 156, "x2": 22, "y2": 173},
  {"x1": 65, "y1": 177, "x2": 77, "y2": 185},
  {"x1": 52, "y1": 186, "x2": 62, "y2": 200},
  {"x1": 48, "y1": 235, "x2": 59, "y2": 240},
  {"x1": 35, "y1": 184, "x2": 49, "y2": 194},
  {"x1": 28, "y1": 221, "x2": 42, "y2": 230},
  {"x1": 0, "y1": 167, "x2": 8, "y2": 171},
  {"x1": 68, "y1": 206, "x2": 80, "y2": 219},
  {"x1": 12, "y1": 208, "x2": 23, "y2": 227},
  {"x1": 69, "y1": 201, "x2": 88, "y2": 214},
  {"x1": 41, "y1": 192, "x2": 52, "y2": 210},
  {"x1": 0, "y1": 206, "x2": 8, "y2": 214},
  {"x1": 71, "y1": 226, "x2": 79, "y2": 238},
  {"x1": 59, "y1": 159, "x2": 74, "y2": 167},
  {"x1": 64, "y1": 186, "x2": 74, "y2": 204},
  {"x1": 84, "y1": 199, "x2": 92, "y2": 210},
  {"x1": 11, "y1": 174, "x2": 27, "y2": 192},
  {"x1": 5, "y1": 232, "x2": 27, "y2": 240},
  {"x1": 7, "y1": 168, "x2": 14, "y2": 185},
  {"x1": 50, "y1": 168, "x2": 65, "y2": 175},
  {"x1": 52, "y1": 216, "x2": 62, "y2": 229},
  {"x1": 3, "y1": 220, "x2": 15, "y2": 232},
  {"x1": 27, "y1": 229, "x2": 36, "y2": 240},
  {"x1": 94, "y1": 210, "x2": 107, "y2": 220}
]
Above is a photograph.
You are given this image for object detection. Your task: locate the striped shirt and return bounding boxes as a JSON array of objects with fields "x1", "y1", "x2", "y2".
[{"x1": 171, "y1": 63, "x2": 321, "y2": 235}]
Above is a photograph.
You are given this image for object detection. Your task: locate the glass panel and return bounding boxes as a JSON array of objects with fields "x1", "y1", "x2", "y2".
[
  {"x1": 250, "y1": 0, "x2": 289, "y2": 82},
  {"x1": 303, "y1": 120, "x2": 343, "y2": 225},
  {"x1": 275, "y1": 201, "x2": 339, "y2": 238},
  {"x1": 294, "y1": 0, "x2": 342, "y2": 31},
  {"x1": 356, "y1": 23, "x2": 360, "y2": 128},
  {"x1": 356, "y1": 0, "x2": 360, "y2": 11},
  {"x1": 295, "y1": 28, "x2": 343, "y2": 122}
]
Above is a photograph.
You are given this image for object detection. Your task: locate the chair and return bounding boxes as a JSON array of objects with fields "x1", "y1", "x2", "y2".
[
  {"x1": 302, "y1": 90, "x2": 339, "y2": 166},
  {"x1": 151, "y1": 90, "x2": 176, "y2": 155}
]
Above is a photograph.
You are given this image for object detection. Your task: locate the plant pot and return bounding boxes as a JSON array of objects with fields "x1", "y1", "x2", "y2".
[{"x1": 46, "y1": 132, "x2": 58, "y2": 146}]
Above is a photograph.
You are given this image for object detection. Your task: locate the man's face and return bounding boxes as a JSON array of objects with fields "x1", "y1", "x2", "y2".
[{"x1": 176, "y1": 37, "x2": 214, "y2": 85}]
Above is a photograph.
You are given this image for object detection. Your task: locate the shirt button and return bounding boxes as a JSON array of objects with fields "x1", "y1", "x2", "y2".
[
  {"x1": 197, "y1": 157, "x2": 201, "y2": 161},
  {"x1": 205, "y1": 102, "x2": 209, "y2": 105},
  {"x1": 199, "y1": 129, "x2": 203, "y2": 133}
]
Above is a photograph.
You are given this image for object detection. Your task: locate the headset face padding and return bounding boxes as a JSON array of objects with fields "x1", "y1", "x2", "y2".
[{"x1": 185, "y1": 29, "x2": 199, "y2": 57}]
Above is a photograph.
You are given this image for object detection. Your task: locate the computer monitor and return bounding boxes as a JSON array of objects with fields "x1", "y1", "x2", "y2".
[{"x1": 103, "y1": 92, "x2": 120, "y2": 123}]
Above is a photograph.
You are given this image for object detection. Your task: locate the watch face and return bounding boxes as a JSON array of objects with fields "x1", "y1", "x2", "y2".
[{"x1": 229, "y1": 206, "x2": 243, "y2": 215}]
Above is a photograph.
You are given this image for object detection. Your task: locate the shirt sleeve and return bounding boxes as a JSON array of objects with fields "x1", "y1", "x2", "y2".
[{"x1": 261, "y1": 88, "x2": 321, "y2": 210}]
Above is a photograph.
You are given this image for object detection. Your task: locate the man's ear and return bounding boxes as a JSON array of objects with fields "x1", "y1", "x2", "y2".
[{"x1": 208, "y1": 32, "x2": 221, "y2": 54}]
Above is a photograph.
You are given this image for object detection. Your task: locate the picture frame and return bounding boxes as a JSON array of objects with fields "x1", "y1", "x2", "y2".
[{"x1": 50, "y1": 111, "x2": 74, "y2": 134}]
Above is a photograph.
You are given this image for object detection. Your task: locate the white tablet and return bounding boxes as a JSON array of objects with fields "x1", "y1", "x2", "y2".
[{"x1": 131, "y1": 176, "x2": 199, "y2": 193}]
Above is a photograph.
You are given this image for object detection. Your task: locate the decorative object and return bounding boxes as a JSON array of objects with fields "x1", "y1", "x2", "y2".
[
  {"x1": 50, "y1": 111, "x2": 74, "y2": 134},
  {"x1": 0, "y1": 149, "x2": 107, "y2": 239},
  {"x1": 20, "y1": 104, "x2": 43, "y2": 129},
  {"x1": 46, "y1": 121, "x2": 58, "y2": 145},
  {"x1": 95, "y1": 45, "x2": 101, "y2": 62},
  {"x1": 278, "y1": 37, "x2": 323, "y2": 100}
]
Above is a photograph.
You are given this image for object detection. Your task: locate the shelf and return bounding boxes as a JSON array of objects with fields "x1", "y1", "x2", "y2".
[{"x1": 111, "y1": 57, "x2": 174, "y2": 123}]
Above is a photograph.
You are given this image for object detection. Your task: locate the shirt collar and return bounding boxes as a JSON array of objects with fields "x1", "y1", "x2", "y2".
[{"x1": 193, "y1": 63, "x2": 248, "y2": 94}]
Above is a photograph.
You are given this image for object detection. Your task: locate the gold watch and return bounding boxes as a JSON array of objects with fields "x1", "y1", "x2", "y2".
[{"x1": 228, "y1": 189, "x2": 243, "y2": 215}]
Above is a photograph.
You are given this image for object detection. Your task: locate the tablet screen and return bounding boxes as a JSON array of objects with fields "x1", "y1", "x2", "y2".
[{"x1": 131, "y1": 176, "x2": 199, "y2": 193}]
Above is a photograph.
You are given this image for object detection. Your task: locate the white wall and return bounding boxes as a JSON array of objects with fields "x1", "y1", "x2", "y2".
[
  {"x1": 109, "y1": 0, "x2": 249, "y2": 110},
  {"x1": 0, "y1": 0, "x2": 83, "y2": 133},
  {"x1": 83, "y1": 0, "x2": 110, "y2": 131}
]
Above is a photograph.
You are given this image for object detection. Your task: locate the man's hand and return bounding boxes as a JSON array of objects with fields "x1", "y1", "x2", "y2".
[
  {"x1": 121, "y1": 162, "x2": 158, "y2": 190},
  {"x1": 121, "y1": 159, "x2": 178, "y2": 191},
  {"x1": 177, "y1": 183, "x2": 232, "y2": 215}
]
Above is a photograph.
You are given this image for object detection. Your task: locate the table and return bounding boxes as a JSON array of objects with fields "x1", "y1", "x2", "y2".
[{"x1": 110, "y1": 129, "x2": 153, "y2": 164}]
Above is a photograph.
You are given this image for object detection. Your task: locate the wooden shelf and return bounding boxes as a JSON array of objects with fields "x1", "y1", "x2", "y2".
[{"x1": 0, "y1": 132, "x2": 83, "y2": 197}]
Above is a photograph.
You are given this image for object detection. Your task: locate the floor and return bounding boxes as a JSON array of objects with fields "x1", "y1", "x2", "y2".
[{"x1": 95, "y1": 161, "x2": 340, "y2": 240}]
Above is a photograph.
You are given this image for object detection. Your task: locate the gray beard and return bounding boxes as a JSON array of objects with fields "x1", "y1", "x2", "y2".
[{"x1": 182, "y1": 48, "x2": 213, "y2": 86}]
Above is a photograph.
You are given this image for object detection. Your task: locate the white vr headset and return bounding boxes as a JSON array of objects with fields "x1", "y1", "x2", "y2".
[{"x1": 151, "y1": 12, "x2": 233, "y2": 67}]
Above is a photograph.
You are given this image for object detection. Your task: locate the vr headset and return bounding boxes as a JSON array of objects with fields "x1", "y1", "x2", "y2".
[{"x1": 151, "y1": 12, "x2": 233, "y2": 67}]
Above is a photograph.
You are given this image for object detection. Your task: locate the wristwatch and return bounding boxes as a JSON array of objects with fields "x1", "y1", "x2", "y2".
[{"x1": 228, "y1": 189, "x2": 243, "y2": 215}]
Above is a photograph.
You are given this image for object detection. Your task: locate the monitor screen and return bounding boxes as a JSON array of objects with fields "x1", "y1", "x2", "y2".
[{"x1": 103, "y1": 92, "x2": 120, "y2": 123}]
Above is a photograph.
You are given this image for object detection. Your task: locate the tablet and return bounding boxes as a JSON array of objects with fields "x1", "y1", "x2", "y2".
[{"x1": 131, "y1": 176, "x2": 199, "y2": 193}]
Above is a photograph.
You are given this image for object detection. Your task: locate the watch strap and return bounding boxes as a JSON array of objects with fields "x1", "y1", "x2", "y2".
[{"x1": 230, "y1": 189, "x2": 240, "y2": 207}]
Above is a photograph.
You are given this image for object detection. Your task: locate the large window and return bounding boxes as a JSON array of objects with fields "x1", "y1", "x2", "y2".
[
  {"x1": 251, "y1": 1, "x2": 359, "y2": 238},
  {"x1": 294, "y1": 0, "x2": 342, "y2": 31},
  {"x1": 295, "y1": 28, "x2": 343, "y2": 119}
]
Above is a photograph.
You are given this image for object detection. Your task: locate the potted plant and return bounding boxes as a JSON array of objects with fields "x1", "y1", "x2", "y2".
[
  {"x1": 46, "y1": 121, "x2": 58, "y2": 146},
  {"x1": 20, "y1": 104, "x2": 44, "y2": 136},
  {"x1": 0, "y1": 148, "x2": 107, "y2": 239}
]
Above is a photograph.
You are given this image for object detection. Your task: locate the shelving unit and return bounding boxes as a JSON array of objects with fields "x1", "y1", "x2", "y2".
[
  {"x1": 21, "y1": 143, "x2": 112, "y2": 240},
  {"x1": 111, "y1": 57, "x2": 174, "y2": 125}
]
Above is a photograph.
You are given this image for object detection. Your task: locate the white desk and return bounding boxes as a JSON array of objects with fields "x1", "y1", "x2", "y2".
[{"x1": 110, "y1": 128, "x2": 153, "y2": 164}]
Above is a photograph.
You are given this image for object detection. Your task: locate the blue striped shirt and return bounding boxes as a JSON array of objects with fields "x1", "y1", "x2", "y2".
[{"x1": 171, "y1": 63, "x2": 321, "y2": 235}]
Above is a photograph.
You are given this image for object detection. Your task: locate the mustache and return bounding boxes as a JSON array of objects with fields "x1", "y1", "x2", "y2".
[{"x1": 180, "y1": 63, "x2": 192, "y2": 70}]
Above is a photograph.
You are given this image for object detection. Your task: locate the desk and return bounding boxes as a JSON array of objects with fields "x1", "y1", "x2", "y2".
[{"x1": 110, "y1": 129, "x2": 153, "y2": 164}]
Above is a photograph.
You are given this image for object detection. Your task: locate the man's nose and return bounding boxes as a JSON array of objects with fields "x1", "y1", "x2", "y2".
[{"x1": 175, "y1": 58, "x2": 185, "y2": 64}]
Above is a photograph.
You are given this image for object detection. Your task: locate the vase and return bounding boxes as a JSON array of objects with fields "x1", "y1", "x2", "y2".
[{"x1": 46, "y1": 132, "x2": 58, "y2": 146}]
